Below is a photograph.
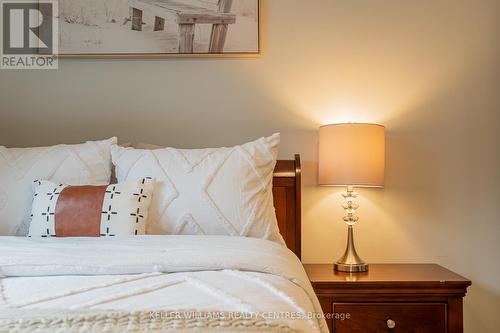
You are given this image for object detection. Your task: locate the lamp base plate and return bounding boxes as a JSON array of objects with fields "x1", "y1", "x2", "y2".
[{"x1": 334, "y1": 262, "x2": 369, "y2": 273}]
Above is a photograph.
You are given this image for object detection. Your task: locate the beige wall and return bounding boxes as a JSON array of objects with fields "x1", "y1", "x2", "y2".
[{"x1": 1, "y1": 0, "x2": 499, "y2": 331}]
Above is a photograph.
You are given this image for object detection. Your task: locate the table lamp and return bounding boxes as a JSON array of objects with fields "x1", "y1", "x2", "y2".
[{"x1": 319, "y1": 123, "x2": 385, "y2": 272}]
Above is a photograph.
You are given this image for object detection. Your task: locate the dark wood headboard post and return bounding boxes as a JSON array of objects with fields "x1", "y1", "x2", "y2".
[
  {"x1": 294, "y1": 154, "x2": 301, "y2": 259},
  {"x1": 273, "y1": 154, "x2": 302, "y2": 260}
]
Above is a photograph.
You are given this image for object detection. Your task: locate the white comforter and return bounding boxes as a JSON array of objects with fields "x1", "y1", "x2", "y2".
[{"x1": 0, "y1": 236, "x2": 327, "y2": 333}]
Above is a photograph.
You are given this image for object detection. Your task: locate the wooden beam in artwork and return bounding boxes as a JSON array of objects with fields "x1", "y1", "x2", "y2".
[
  {"x1": 176, "y1": 13, "x2": 235, "y2": 25},
  {"x1": 208, "y1": 0, "x2": 234, "y2": 52},
  {"x1": 208, "y1": 24, "x2": 229, "y2": 53},
  {"x1": 218, "y1": 0, "x2": 234, "y2": 13}
]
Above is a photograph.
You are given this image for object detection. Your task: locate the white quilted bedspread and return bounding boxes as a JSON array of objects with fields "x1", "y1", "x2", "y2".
[{"x1": 0, "y1": 236, "x2": 327, "y2": 333}]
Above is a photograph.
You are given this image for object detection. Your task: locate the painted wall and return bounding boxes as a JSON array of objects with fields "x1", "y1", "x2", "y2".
[{"x1": 0, "y1": 0, "x2": 499, "y2": 331}]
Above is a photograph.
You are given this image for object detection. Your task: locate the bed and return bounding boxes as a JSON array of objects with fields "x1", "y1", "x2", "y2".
[{"x1": 0, "y1": 155, "x2": 328, "y2": 333}]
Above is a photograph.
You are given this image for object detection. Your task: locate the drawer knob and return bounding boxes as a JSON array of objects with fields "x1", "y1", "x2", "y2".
[{"x1": 387, "y1": 319, "x2": 396, "y2": 329}]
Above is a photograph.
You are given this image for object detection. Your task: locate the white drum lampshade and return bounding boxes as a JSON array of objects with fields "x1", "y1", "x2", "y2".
[{"x1": 319, "y1": 123, "x2": 385, "y2": 187}]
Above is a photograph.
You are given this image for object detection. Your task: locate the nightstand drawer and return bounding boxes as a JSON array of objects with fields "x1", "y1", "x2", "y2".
[{"x1": 332, "y1": 303, "x2": 446, "y2": 333}]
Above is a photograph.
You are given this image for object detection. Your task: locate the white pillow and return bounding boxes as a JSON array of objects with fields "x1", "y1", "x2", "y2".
[
  {"x1": 111, "y1": 134, "x2": 284, "y2": 243},
  {"x1": 0, "y1": 138, "x2": 116, "y2": 235},
  {"x1": 28, "y1": 178, "x2": 154, "y2": 238}
]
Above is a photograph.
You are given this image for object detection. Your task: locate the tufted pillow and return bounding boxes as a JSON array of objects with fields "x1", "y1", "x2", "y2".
[
  {"x1": 0, "y1": 138, "x2": 116, "y2": 235},
  {"x1": 28, "y1": 178, "x2": 154, "y2": 237},
  {"x1": 111, "y1": 134, "x2": 284, "y2": 243}
]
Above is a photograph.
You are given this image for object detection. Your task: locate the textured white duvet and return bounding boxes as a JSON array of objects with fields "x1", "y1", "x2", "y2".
[{"x1": 0, "y1": 236, "x2": 327, "y2": 333}]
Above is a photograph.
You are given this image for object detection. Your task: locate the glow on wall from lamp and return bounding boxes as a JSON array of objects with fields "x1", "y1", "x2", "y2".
[{"x1": 248, "y1": 48, "x2": 460, "y2": 127}]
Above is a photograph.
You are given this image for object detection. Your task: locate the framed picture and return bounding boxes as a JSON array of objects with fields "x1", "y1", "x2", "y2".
[{"x1": 56, "y1": 0, "x2": 260, "y2": 58}]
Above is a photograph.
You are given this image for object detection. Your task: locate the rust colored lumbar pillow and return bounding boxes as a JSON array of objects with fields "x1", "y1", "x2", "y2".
[{"x1": 27, "y1": 178, "x2": 154, "y2": 237}]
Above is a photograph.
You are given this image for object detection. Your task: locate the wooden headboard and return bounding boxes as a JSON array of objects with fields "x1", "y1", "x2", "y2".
[{"x1": 272, "y1": 154, "x2": 301, "y2": 259}]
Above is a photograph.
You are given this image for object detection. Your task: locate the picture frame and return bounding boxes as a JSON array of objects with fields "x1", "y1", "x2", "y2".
[{"x1": 55, "y1": 0, "x2": 261, "y2": 58}]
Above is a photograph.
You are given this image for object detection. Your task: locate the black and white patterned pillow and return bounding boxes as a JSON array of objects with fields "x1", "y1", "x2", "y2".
[{"x1": 27, "y1": 178, "x2": 155, "y2": 237}]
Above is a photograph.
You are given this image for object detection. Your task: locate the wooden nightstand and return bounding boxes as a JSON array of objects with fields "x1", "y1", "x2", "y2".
[{"x1": 304, "y1": 264, "x2": 471, "y2": 333}]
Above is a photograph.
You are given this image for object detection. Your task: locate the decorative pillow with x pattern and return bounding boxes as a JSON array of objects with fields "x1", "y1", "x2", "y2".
[{"x1": 111, "y1": 134, "x2": 284, "y2": 244}]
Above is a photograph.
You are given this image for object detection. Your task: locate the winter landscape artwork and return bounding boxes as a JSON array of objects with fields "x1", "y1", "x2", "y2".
[{"x1": 57, "y1": 0, "x2": 259, "y2": 56}]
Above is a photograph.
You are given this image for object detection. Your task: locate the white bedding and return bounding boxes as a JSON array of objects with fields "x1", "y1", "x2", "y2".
[{"x1": 0, "y1": 236, "x2": 327, "y2": 333}]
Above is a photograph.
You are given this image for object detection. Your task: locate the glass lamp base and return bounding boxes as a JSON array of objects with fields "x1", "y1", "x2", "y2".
[{"x1": 334, "y1": 262, "x2": 369, "y2": 273}]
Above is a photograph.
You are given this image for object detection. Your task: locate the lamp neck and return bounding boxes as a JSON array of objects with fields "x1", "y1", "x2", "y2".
[{"x1": 342, "y1": 186, "x2": 359, "y2": 226}]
